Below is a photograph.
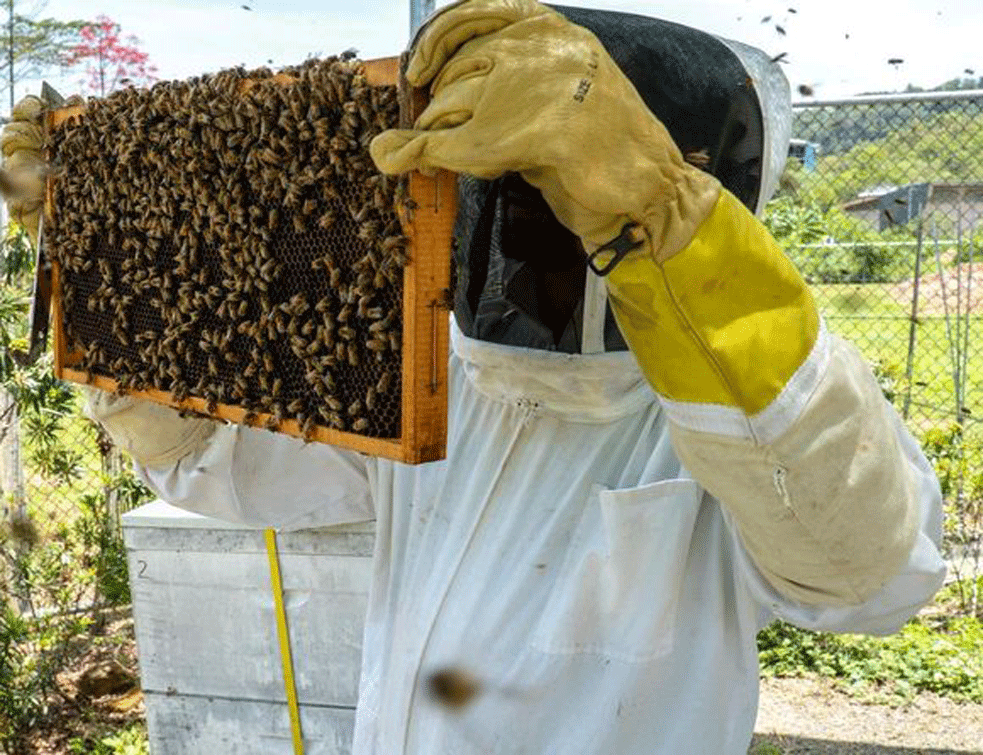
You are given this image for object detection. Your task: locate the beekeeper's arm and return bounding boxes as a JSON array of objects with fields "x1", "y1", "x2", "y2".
[
  {"x1": 84, "y1": 391, "x2": 374, "y2": 531},
  {"x1": 1, "y1": 97, "x2": 373, "y2": 532},
  {"x1": 371, "y1": 0, "x2": 944, "y2": 612}
]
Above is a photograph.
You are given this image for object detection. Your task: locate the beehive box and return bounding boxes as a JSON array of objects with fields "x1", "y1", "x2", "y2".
[
  {"x1": 45, "y1": 55, "x2": 454, "y2": 463},
  {"x1": 122, "y1": 501, "x2": 374, "y2": 754}
]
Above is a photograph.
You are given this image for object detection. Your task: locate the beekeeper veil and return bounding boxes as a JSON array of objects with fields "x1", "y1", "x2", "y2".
[{"x1": 448, "y1": 5, "x2": 792, "y2": 353}]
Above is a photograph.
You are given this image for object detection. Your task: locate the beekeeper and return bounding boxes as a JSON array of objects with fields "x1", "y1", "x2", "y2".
[{"x1": 3, "y1": 1, "x2": 946, "y2": 752}]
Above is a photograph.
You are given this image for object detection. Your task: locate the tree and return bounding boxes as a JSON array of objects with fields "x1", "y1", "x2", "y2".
[
  {"x1": 62, "y1": 15, "x2": 156, "y2": 97},
  {"x1": 2, "y1": 1, "x2": 87, "y2": 109}
]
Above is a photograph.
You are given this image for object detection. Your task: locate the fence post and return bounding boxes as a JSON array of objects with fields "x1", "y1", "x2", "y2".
[{"x1": 903, "y1": 220, "x2": 924, "y2": 420}]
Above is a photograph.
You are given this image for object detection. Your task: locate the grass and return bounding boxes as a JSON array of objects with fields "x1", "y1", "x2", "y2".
[
  {"x1": 748, "y1": 744, "x2": 785, "y2": 755},
  {"x1": 812, "y1": 281, "x2": 983, "y2": 432}
]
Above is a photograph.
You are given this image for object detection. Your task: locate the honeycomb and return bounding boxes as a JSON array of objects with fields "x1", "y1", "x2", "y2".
[{"x1": 47, "y1": 55, "x2": 410, "y2": 441}]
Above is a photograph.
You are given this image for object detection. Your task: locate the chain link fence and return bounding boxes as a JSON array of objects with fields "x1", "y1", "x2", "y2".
[{"x1": 775, "y1": 89, "x2": 983, "y2": 592}]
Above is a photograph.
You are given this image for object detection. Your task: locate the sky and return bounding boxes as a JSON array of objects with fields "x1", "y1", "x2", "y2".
[{"x1": 21, "y1": 0, "x2": 983, "y2": 104}]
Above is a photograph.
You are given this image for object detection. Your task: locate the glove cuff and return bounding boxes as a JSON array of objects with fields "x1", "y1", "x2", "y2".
[
  {"x1": 83, "y1": 388, "x2": 217, "y2": 470},
  {"x1": 605, "y1": 189, "x2": 819, "y2": 416}
]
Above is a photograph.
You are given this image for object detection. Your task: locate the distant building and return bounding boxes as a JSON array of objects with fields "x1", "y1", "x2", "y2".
[
  {"x1": 788, "y1": 139, "x2": 819, "y2": 171},
  {"x1": 842, "y1": 182, "x2": 983, "y2": 229}
]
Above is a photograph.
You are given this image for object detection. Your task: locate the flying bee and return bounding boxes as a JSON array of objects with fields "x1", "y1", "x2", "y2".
[{"x1": 427, "y1": 668, "x2": 482, "y2": 711}]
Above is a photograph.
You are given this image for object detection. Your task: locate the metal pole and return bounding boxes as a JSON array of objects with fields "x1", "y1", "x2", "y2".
[
  {"x1": 410, "y1": 0, "x2": 436, "y2": 36},
  {"x1": 933, "y1": 220, "x2": 960, "y2": 421},
  {"x1": 962, "y1": 226, "x2": 975, "y2": 422},
  {"x1": 793, "y1": 89, "x2": 983, "y2": 109},
  {"x1": 902, "y1": 220, "x2": 924, "y2": 420},
  {"x1": 955, "y1": 202, "x2": 964, "y2": 424}
]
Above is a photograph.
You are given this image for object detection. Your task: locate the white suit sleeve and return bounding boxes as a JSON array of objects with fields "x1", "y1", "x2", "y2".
[
  {"x1": 134, "y1": 422, "x2": 375, "y2": 531},
  {"x1": 85, "y1": 388, "x2": 374, "y2": 531},
  {"x1": 602, "y1": 189, "x2": 944, "y2": 616},
  {"x1": 670, "y1": 329, "x2": 946, "y2": 617},
  {"x1": 731, "y1": 410, "x2": 946, "y2": 635}
]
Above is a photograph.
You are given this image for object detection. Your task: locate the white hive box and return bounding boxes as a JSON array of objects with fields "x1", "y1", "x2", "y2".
[{"x1": 122, "y1": 501, "x2": 375, "y2": 755}]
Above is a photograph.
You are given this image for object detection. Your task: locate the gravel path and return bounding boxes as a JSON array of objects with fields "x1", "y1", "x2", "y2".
[{"x1": 752, "y1": 677, "x2": 983, "y2": 754}]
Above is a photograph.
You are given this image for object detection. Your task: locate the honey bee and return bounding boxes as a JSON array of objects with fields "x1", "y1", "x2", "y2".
[
  {"x1": 376, "y1": 371, "x2": 392, "y2": 394},
  {"x1": 427, "y1": 668, "x2": 482, "y2": 711}
]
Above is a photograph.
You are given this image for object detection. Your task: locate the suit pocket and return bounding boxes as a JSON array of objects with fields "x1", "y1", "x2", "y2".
[{"x1": 531, "y1": 478, "x2": 702, "y2": 663}]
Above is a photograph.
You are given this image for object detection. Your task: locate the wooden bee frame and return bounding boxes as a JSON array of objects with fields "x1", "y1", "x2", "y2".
[{"x1": 46, "y1": 57, "x2": 455, "y2": 464}]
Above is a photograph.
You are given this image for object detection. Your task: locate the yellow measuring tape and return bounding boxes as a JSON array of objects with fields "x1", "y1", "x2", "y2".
[{"x1": 265, "y1": 528, "x2": 305, "y2": 755}]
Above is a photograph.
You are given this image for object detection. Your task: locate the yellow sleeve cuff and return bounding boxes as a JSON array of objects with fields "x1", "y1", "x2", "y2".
[{"x1": 605, "y1": 190, "x2": 819, "y2": 416}]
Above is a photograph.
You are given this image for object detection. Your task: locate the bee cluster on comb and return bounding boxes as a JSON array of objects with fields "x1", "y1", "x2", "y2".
[{"x1": 47, "y1": 55, "x2": 418, "y2": 445}]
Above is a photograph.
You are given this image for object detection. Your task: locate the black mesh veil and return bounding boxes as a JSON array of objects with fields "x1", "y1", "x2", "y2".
[{"x1": 449, "y1": 5, "x2": 778, "y2": 353}]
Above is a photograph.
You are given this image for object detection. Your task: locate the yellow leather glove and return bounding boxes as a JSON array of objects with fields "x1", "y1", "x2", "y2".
[
  {"x1": 370, "y1": 0, "x2": 719, "y2": 261},
  {"x1": 1, "y1": 96, "x2": 46, "y2": 246},
  {"x1": 372, "y1": 0, "x2": 818, "y2": 419}
]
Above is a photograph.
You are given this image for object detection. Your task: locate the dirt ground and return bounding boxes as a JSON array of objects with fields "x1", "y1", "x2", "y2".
[
  {"x1": 887, "y1": 263, "x2": 983, "y2": 317},
  {"x1": 753, "y1": 677, "x2": 983, "y2": 754},
  {"x1": 23, "y1": 616, "x2": 983, "y2": 754},
  {"x1": 26, "y1": 613, "x2": 144, "y2": 755}
]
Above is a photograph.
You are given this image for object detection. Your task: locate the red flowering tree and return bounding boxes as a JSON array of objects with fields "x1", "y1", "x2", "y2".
[{"x1": 62, "y1": 15, "x2": 157, "y2": 96}]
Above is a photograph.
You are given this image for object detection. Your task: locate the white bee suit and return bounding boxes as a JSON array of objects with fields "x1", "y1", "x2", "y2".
[{"x1": 137, "y1": 318, "x2": 946, "y2": 755}]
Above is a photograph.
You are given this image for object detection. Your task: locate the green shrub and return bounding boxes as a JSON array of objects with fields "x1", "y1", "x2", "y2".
[
  {"x1": 0, "y1": 603, "x2": 90, "y2": 754},
  {"x1": 0, "y1": 466, "x2": 149, "y2": 752},
  {"x1": 69, "y1": 724, "x2": 149, "y2": 755},
  {"x1": 757, "y1": 615, "x2": 983, "y2": 703}
]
